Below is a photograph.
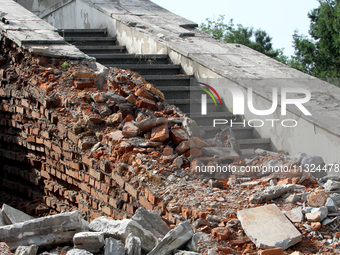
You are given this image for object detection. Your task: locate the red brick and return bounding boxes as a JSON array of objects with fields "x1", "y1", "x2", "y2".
[
  {"x1": 125, "y1": 182, "x2": 139, "y2": 199},
  {"x1": 170, "y1": 128, "x2": 189, "y2": 145},
  {"x1": 139, "y1": 195, "x2": 153, "y2": 210},
  {"x1": 259, "y1": 248, "x2": 283, "y2": 255},
  {"x1": 211, "y1": 227, "x2": 231, "y2": 241},
  {"x1": 136, "y1": 97, "x2": 157, "y2": 110},
  {"x1": 135, "y1": 88, "x2": 155, "y2": 100},
  {"x1": 74, "y1": 79, "x2": 94, "y2": 89},
  {"x1": 150, "y1": 123, "x2": 169, "y2": 142}
]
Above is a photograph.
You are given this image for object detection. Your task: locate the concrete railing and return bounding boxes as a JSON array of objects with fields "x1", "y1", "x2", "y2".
[{"x1": 36, "y1": 0, "x2": 340, "y2": 164}]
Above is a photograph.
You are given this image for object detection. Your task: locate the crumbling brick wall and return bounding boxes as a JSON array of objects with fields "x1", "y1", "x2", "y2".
[{"x1": 0, "y1": 33, "x2": 200, "y2": 223}]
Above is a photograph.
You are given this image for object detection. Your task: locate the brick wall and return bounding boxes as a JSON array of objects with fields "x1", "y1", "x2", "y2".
[{"x1": 0, "y1": 34, "x2": 201, "y2": 224}]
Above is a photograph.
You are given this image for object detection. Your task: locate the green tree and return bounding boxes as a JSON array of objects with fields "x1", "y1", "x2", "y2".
[
  {"x1": 200, "y1": 15, "x2": 287, "y2": 63},
  {"x1": 290, "y1": 0, "x2": 340, "y2": 81}
]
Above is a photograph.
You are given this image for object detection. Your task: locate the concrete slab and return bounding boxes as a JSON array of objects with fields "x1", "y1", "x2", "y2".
[
  {"x1": 1, "y1": 204, "x2": 34, "y2": 225},
  {"x1": 0, "y1": 210, "x2": 83, "y2": 250},
  {"x1": 237, "y1": 204, "x2": 302, "y2": 250}
]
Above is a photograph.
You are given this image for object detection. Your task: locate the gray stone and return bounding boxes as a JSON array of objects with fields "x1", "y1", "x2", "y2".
[
  {"x1": 201, "y1": 146, "x2": 239, "y2": 160},
  {"x1": 301, "y1": 156, "x2": 325, "y2": 170},
  {"x1": 186, "y1": 232, "x2": 210, "y2": 252},
  {"x1": 330, "y1": 193, "x2": 340, "y2": 206},
  {"x1": 324, "y1": 180, "x2": 340, "y2": 192},
  {"x1": 303, "y1": 223, "x2": 313, "y2": 233},
  {"x1": 73, "y1": 232, "x2": 105, "y2": 253},
  {"x1": 322, "y1": 217, "x2": 337, "y2": 226},
  {"x1": 0, "y1": 211, "x2": 83, "y2": 250},
  {"x1": 174, "y1": 251, "x2": 201, "y2": 255},
  {"x1": 181, "y1": 117, "x2": 204, "y2": 137},
  {"x1": 104, "y1": 237, "x2": 125, "y2": 255},
  {"x1": 284, "y1": 207, "x2": 304, "y2": 223},
  {"x1": 66, "y1": 249, "x2": 93, "y2": 255},
  {"x1": 14, "y1": 245, "x2": 38, "y2": 255},
  {"x1": 125, "y1": 234, "x2": 141, "y2": 255},
  {"x1": 250, "y1": 184, "x2": 306, "y2": 204},
  {"x1": 134, "y1": 117, "x2": 168, "y2": 132},
  {"x1": 1, "y1": 204, "x2": 34, "y2": 225},
  {"x1": 325, "y1": 197, "x2": 338, "y2": 213},
  {"x1": 89, "y1": 217, "x2": 157, "y2": 253},
  {"x1": 106, "y1": 92, "x2": 127, "y2": 104},
  {"x1": 148, "y1": 221, "x2": 194, "y2": 255},
  {"x1": 237, "y1": 204, "x2": 302, "y2": 250},
  {"x1": 305, "y1": 206, "x2": 328, "y2": 222},
  {"x1": 131, "y1": 207, "x2": 171, "y2": 240},
  {"x1": 285, "y1": 194, "x2": 301, "y2": 204}
]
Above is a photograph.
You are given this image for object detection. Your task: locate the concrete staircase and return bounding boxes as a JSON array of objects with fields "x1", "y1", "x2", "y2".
[{"x1": 60, "y1": 28, "x2": 272, "y2": 156}]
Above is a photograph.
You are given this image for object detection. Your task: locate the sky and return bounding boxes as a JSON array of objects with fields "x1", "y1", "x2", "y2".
[{"x1": 151, "y1": 0, "x2": 320, "y2": 57}]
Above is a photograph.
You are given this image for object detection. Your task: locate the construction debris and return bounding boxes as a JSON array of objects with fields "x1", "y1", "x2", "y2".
[{"x1": 237, "y1": 204, "x2": 302, "y2": 250}]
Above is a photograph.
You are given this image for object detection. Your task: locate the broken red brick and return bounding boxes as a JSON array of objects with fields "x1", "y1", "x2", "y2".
[
  {"x1": 74, "y1": 79, "x2": 94, "y2": 89},
  {"x1": 136, "y1": 97, "x2": 157, "y2": 110},
  {"x1": 170, "y1": 128, "x2": 189, "y2": 145},
  {"x1": 150, "y1": 123, "x2": 169, "y2": 142},
  {"x1": 211, "y1": 227, "x2": 231, "y2": 241},
  {"x1": 122, "y1": 122, "x2": 139, "y2": 138},
  {"x1": 259, "y1": 248, "x2": 283, "y2": 255}
]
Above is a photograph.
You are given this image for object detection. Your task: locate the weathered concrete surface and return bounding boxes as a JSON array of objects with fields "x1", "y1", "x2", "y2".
[
  {"x1": 89, "y1": 217, "x2": 157, "y2": 253},
  {"x1": 237, "y1": 204, "x2": 302, "y2": 250},
  {"x1": 14, "y1": 245, "x2": 38, "y2": 255},
  {"x1": 1, "y1": 204, "x2": 34, "y2": 225},
  {"x1": 0, "y1": 0, "x2": 90, "y2": 59},
  {"x1": 73, "y1": 232, "x2": 105, "y2": 253},
  {"x1": 250, "y1": 184, "x2": 306, "y2": 204},
  {"x1": 104, "y1": 238, "x2": 125, "y2": 255},
  {"x1": 148, "y1": 221, "x2": 194, "y2": 255},
  {"x1": 131, "y1": 207, "x2": 171, "y2": 239},
  {"x1": 0, "y1": 211, "x2": 83, "y2": 250}
]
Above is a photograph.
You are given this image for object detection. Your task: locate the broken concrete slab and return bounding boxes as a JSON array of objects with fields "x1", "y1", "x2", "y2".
[
  {"x1": 125, "y1": 233, "x2": 141, "y2": 255},
  {"x1": 237, "y1": 204, "x2": 302, "y2": 250},
  {"x1": 14, "y1": 245, "x2": 38, "y2": 255},
  {"x1": 89, "y1": 217, "x2": 157, "y2": 253},
  {"x1": 325, "y1": 197, "x2": 338, "y2": 213},
  {"x1": 324, "y1": 179, "x2": 340, "y2": 192},
  {"x1": 1, "y1": 204, "x2": 34, "y2": 225},
  {"x1": 305, "y1": 206, "x2": 328, "y2": 222},
  {"x1": 131, "y1": 207, "x2": 171, "y2": 239},
  {"x1": 249, "y1": 184, "x2": 306, "y2": 204},
  {"x1": 201, "y1": 146, "x2": 239, "y2": 160},
  {"x1": 0, "y1": 210, "x2": 83, "y2": 250},
  {"x1": 104, "y1": 238, "x2": 125, "y2": 255},
  {"x1": 73, "y1": 232, "x2": 105, "y2": 253},
  {"x1": 66, "y1": 249, "x2": 93, "y2": 255},
  {"x1": 148, "y1": 221, "x2": 193, "y2": 255},
  {"x1": 284, "y1": 207, "x2": 304, "y2": 223}
]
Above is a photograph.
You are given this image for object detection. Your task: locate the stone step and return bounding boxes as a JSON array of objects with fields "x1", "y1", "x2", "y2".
[
  {"x1": 92, "y1": 54, "x2": 170, "y2": 64},
  {"x1": 143, "y1": 75, "x2": 191, "y2": 87},
  {"x1": 78, "y1": 45, "x2": 127, "y2": 54},
  {"x1": 65, "y1": 37, "x2": 116, "y2": 46},
  {"x1": 107, "y1": 64, "x2": 182, "y2": 75},
  {"x1": 200, "y1": 126, "x2": 255, "y2": 139},
  {"x1": 59, "y1": 29, "x2": 107, "y2": 37},
  {"x1": 238, "y1": 138, "x2": 272, "y2": 150}
]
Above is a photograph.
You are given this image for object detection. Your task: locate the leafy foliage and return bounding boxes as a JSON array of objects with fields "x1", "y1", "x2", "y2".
[
  {"x1": 200, "y1": 15, "x2": 287, "y2": 63},
  {"x1": 290, "y1": 0, "x2": 340, "y2": 81}
]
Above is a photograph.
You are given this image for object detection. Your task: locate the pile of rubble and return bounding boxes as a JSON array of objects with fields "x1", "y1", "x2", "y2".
[
  {"x1": 0, "y1": 205, "x2": 198, "y2": 255},
  {"x1": 1, "y1": 29, "x2": 340, "y2": 255}
]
